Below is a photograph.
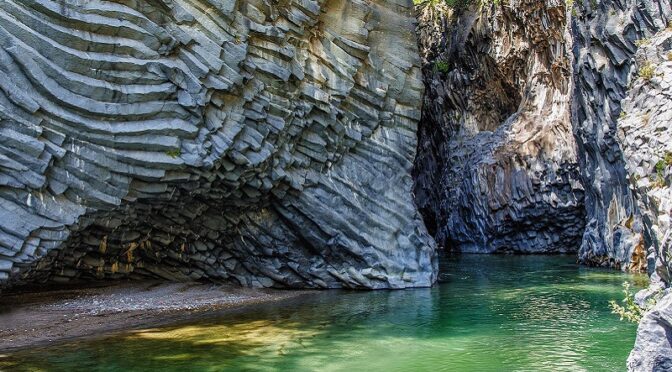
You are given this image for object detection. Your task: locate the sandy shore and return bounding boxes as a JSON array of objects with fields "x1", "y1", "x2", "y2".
[{"x1": 0, "y1": 281, "x2": 311, "y2": 351}]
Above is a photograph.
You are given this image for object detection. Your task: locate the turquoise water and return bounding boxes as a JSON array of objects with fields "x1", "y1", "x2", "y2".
[{"x1": 1, "y1": 255, "x2": 645, "y2": 371}]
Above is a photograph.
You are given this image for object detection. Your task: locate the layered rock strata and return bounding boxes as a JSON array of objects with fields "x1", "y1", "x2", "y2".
[
  {"x1": 0, "y1": 0, "x2": 437, "y2": 289},
  {"x1": 413, "y1": 0, "x2": 585, "y2": 253}
]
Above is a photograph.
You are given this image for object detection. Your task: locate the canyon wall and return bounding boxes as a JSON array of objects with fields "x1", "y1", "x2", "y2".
[
  {"x1": 413, "y1": 0, "x2": 671, "y2": 265},
  {"x1": 571, "y1": 3, "x2": 672, "y2": 366},
  {"x1": 607, "y1": 12, "x2": 672, "y2": 370},
  {"x1": 413, "y1": 0, "x2": 586, "y2": 253},
  {"x1": 413, "y1": 1, "x2": 672, "y2": 366},
  {"x1": 571, "y1": 0, "x2": 671, "y2": 270},
  {"x1": 0, "y1": 0, "x2": 437, "y2": 289}
]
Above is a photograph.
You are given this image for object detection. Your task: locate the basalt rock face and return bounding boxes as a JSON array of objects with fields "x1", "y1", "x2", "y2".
[
  {"x1": 0, "y1": 0, "x2": 437, "y2": 289},
  {"x1": 570, "y1": 2, "x2": 672, "y2": 369},
  {"x1": 617, "y1": 26, "x2": 672, "y2": 277},
  {"x1": 413, "y1": 0, "x2": 585, "y2": 253},
  {"x1": 629, "y1": 289, "x2": 672, "y2": 371},
  {"x1": 571, "y1": 0, "x2": 671, "y2": 269},
  {"x1": 620, "y1": 24, "x2": 672, "y2": 372}
]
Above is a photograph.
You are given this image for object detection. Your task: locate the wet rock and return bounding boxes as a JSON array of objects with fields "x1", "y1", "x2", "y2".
[{"x1": 0, "y1": 0, "x2": 437, "y2": 289}]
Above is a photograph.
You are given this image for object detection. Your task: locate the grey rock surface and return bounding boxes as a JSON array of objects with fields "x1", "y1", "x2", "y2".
[
  {"x1": 410, "y1": 0, "x2": 672, "y2": 368},
  {"x1": 618, "y1": 27, "x2": 672, "y2": 277},
  {"x1": 413, "y1": 0, "x2": 585, "y2": 253},
  {"x1": 628, "y1": 290, "x2": 672, "y2": 372},
  {"x1": 619, "y1": 25, "x2": 672, "y2": 372},
  {"x1": 570, "y1": 0, "x2": 671, "y2": 269},
  {"x1": 0, "y1": 0, "x2": 437, "y2": 289}
]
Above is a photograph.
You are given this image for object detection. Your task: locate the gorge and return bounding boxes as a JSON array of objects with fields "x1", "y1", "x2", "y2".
[{"x1": 0, "y1": 0, "x2": 671, "y2": 370}]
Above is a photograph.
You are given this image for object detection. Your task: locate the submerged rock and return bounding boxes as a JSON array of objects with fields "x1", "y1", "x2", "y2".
[
  {"x1": 0, "y1": 0, "x2": 437, "y2": 289},
  {"x1": 413, "y1": 0, "x2": 585, "y2": 253}
]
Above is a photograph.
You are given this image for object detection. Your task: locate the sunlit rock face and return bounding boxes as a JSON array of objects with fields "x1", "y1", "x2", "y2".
[
  {"x1": 413, "y1": 0, "x2": 585, "y2": 253},
  {"x1": 571, "y1": 0, "x2": 671, "y2": 269},
  {"x1": 0, "y1": 0, "x2": 437, "y2": 289},
  {"x1": 628, "y1": 289, "x2": 672, "y2": 371},
  {"x1": 615, "y1": 26, "x2": 672, "y2": 276},
  {"x1": 620, "y1": 23, "x2": 672, "y2": 372}
]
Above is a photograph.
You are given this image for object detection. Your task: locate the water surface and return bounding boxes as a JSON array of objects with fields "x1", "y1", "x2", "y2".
[{"x1": 1, "y1": 255, "x2": 645, "y2": 371}]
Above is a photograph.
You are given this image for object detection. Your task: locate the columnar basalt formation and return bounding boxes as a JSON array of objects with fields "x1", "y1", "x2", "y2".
[
  {"x1": 617, "y1": 26, "x2": 672, "y2": 276},
  {"x1": 571, "y1": 0, "x2": 671, "y2": 269},
  {"x1": 615, "y1": 22, "x2": 672, "y2": 371},
  {"x1": 413, "y1": 0, "x2": 585, "y2": 253},
  {"x1": 412, "y1": 0, "x2": 672, "y2": 369},
  {"x1": 0, "y1": 0, "x2": 437, "y2": 289}
]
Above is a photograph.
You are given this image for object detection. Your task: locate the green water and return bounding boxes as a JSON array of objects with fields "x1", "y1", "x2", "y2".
[{"x1": 1, "y1": 255, "x2": 646, "y2": 371}]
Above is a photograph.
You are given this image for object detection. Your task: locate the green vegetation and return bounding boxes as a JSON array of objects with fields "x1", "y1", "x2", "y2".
[
  {"x1": 609, "y1": 282, "x2": 650, "y2": 323},
  {"x1": 651, "y1": 153, "x2": 672, "y2": 188},
  {"x1": 654, "y1": 161, "x2": 666, "y2": 187},
  {"x1": 434, "y1": 60, "x2": 450, "y2": 73},
  {"x1": 652, "y1": 152, "x2": 672, "y2": 187},
  {"x1": 165, "y1": 148, "x2": 182, "y2": 158},
  {"x1": 660, "y1": 152, "x2": 672, "y2": 168},
  {"x1": 635, "y1": 38, "x2": 650, "y2": 47},
  {"x1": 639, "y1": 62, "x2": 656, "y2": 81},
  {"x1": 655, "y1": 159, "x2": 666, "y2": 175}
]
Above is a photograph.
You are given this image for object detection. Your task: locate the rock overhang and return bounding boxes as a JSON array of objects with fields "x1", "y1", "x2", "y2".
[{"x1": 0, "y1": 0, "x2": 437, "y2": 290}]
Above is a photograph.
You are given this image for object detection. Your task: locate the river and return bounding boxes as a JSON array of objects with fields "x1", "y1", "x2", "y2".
[{"x1": 1, "y1": 254, "x2": 645, "y2": 371}]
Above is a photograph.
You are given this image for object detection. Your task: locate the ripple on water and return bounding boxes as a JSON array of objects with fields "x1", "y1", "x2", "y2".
[{"x1": 1, "y1": 254, "x2": 644, "y2": 372}]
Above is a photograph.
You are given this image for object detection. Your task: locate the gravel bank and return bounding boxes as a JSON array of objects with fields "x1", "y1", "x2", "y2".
[{"x1": 0, "y1": 281, "x2": 311, "y2": 351}]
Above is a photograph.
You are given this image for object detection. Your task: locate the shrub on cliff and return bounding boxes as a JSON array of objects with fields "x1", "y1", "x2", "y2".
[{"x1": 610, "y1": 282, "x2": 661, "y2": 323}]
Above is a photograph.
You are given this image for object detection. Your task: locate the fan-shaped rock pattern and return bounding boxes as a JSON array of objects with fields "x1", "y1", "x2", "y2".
[{"x1": 0, "y1": 0, "x2": 437, "y2": 289}]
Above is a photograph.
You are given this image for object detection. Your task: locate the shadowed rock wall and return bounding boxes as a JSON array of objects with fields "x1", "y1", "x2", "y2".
[
  {"x1": 0, "y1": 0, "x2": 437, "y2": 289},
  {"x1": 413, "y1": 0, "x2": 585, "y2": 253}
]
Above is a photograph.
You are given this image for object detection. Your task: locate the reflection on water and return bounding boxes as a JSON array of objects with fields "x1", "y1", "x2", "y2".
[{"x1": 1, "y1": 255, "x2": 644, "y2": 371}]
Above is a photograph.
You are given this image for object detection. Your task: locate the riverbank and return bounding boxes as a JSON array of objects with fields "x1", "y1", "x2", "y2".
[{"x1": 0, "y1": 281, "x2": 311, "y2": 351}]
